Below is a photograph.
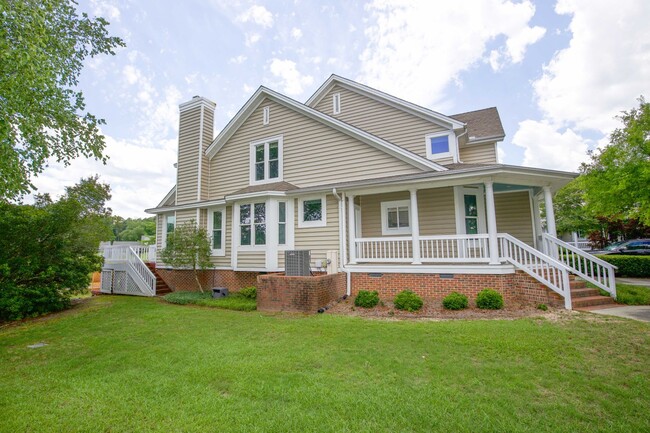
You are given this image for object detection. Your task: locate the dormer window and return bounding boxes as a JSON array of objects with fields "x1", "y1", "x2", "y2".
[
  {"x1": 332, "y1": 93, "x2": 341, "y2": 115},
  {"x1": 250, "y1": 135, "x2": 283, "y2": 184},
  {"x1": 425, "y1": 131, "x2": 457, "y2": 161},
  {"x1": 263, "y1": 106, "x2": 270, "y2": 125}
]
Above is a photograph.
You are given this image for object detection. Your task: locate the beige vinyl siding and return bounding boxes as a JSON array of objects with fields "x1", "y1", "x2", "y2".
[
  {"x1": 175, "y1": 209, "x2": 197, "y2": 226},
  {"x1": 459, "y1": 143, "x2": 497, "y2": 164},
  {"x1": 237, "y1": 251, "x2": 265, "y2": 269},
  {"x1": 200, "y1": 108, "x2": 214, "y2": 201},
  {"x1": 313, "y1": 85, "x2": 449, "y2": 161},
  {"x1": 294, "y1": 195, "x2": 340, "y2": 266},
  {"x1": 277, "y1": 251, "x2": 285, "y2": 270},
  {"x1": 495, "y1": 191, "x2": 534, "y2": 246},
  {"x1": 176, "y1": 107, "x2": 202, "y2": 204},
  {"x1": 359, "y1": 187, "x2": 457, "y2": 237},
  {"x1": 210, "y1": 206, "x2": 232, "y2": 268},
  {"x1": 156, "y1": 214, "x2": 164, "y2": 250},
  {"x1": 209, "y1": 98, "x2": 422, "y2": 198},
  {"x1": 418, "y1": 187, "x2": 457, "y2": 235}
]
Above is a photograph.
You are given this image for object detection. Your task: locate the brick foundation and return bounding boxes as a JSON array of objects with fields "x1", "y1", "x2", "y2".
[
  {"x1": 156, "y1": 269, "x2": 259, "y2": 292},
  {"x1": 257, "y1": 273, "x2": 346, "y2": 313},
  {"x1": 351, "y1": 270, "x2": 563, "y2": 307}
]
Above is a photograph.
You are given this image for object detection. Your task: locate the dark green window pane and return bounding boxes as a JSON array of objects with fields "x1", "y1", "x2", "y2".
[
  {"x1": 279, "y1": 202, "x2": 286, "y2": 222},
  {"x1": 465, "y1": 218, "x2": 478, "y2": 234},
  {"x1": 240, "y1": 226, "x2": 251, "y2": 245},
  {"x1": 254, "y1": 203, "x2": 266, "y2": 223},
  {"x1": 278, "y1": 224, "x2": 286, "y2": 245},
  {"x1": 240, "y1": 205, "x2": 251, "y2": 224},
  {"x1": 303, "y1": 199, "x2": 322, "y2": 221},
  {"x1": 268, "y1": 142, "x2": 278, "y2": 159},
  {"x1": 213, "y1": 230, "x2": 222, "y2": 250},
  {"x1": 255, "y1": 162, "x2": 264, "y2": 181},
  {"x1": 255, "y1": 144, "x2": 265, "y2": 162},
  {"x1": 464, "y1": 194, "x2": 478, "y2": 217},
  {"x1": 255, "y1": 224, "x2": 266, "y2": 245},
  {"x1": 398, "y1": 207, "x2": 409, "y2": 228},
  {"x1": 269, "y1": 160, "x2": 278, "y2": 178},
  {"x1": 387, "y1": 209, "x2": 398, "y2": 228},
  {"x1": 213, "y1": 211, "x2": 222, "y2": 229}
]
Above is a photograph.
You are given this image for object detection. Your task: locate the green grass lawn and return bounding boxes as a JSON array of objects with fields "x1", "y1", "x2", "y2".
[
  {"x1": 613, "y1": 283, "x2": 650, "y2": 305},
  {"x1": 1, "y1": 296, "x2": 649, "y2": 433}
]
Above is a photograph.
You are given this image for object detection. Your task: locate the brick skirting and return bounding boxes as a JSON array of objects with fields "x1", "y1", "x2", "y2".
[
  {"x1": 350, "y1": 271, "x2": 563, "y2": 307},
  {"x1": 156, "y1": 269, "x2": 259, "y2": 292},
  {"x1": 257, "y1": 273, "x2": 347, "y2": 313}
]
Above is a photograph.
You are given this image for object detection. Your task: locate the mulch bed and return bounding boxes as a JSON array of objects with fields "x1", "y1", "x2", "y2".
[{"x1": 325, "y1": 297, "x2": 572, "y2": 320}]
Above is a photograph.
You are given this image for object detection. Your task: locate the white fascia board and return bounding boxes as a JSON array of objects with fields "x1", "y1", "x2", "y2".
[
  {"x1": 145, "y1": 198, "x2": 226, "y2": 214},
  {"x1": 306, "y1": 74, "x2": 466, "y2": 130},
  {"x1": 156, "y1": 186, "x2": 177, "y2": 208},
  {"x1": 206, "y1": 86, "x2": 446, "y2": 172}
]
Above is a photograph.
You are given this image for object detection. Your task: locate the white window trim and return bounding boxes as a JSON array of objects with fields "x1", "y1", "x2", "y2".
[
  {"x1": 380, "y1": 200, "x2": 412, "y2": 235},
  {"x1": 162, "y1": 213, "x2": 176, "y2": 248},
  {"x1": 298, "y1": 195, "x2": 327, "y2": 228},
  {"x1": 207, "y1": 207, "x2": 226, "y2": 256},
  {"x1": 249, "y1": 135, "x2": 283, "y2": 185},
  {"x1": 454, "y1": 186, "x2": 487, "y2": 235},
  {"x1": 425, "y1": 131, "x2": 458, "y2": 162},
  {"x1": 237, "y1": 202, "x2": 268, "y2": 251},
  {"x1": 277, "y1": 199, "x2": 295, "y2": 250},
  {"x1": 262, "y1": 106, "x2": 270, "y2": 125},
  {"x1": 332, "y1": 92, "x2": 341, "y2": 115}
]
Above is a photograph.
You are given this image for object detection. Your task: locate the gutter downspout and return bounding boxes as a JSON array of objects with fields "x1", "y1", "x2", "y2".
[
  {"x1": 455, "y1": 129, "x2": 468, "y2": 163},
  {"x1": 332, "y1": 188, "x2": 351, "y2": 296}
]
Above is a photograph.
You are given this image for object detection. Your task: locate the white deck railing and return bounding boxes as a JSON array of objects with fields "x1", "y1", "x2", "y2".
[
  {"x1": 420, "y1": 234, "x2": 490, "y2": 262},
  {"x1": 355, "y1": 237, "x2": 413, "y2": 262},
  {"x1": 101, "y1": 245, "x2": 157, "y2": 296},
  {"x1": 542, "y1": 234, "x2": 616, "y2": 298}
]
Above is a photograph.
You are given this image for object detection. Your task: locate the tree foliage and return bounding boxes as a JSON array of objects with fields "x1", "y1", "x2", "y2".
[
  {"x1": 159, "y1": 221, "x2": 211, "y2": 293},
  {"x1": 581, "y1": 97, "x2": 650, "y2": 226},
  {"x1": 109, "y1": 216, "x2": 156, "y2": 243},
  {"x1": 0, "y1": 176, "x2": 113, "y2": 321},
  {"x1": 0, "y1": 0, "x2": 125, "y2": 200}
]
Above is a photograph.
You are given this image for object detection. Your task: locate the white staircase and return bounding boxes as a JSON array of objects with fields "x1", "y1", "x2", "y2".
[{"x1": 100, "y1": 246, "x2": 157, "y2": 297}]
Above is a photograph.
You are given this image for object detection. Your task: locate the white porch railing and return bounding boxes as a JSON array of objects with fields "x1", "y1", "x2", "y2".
[
  {"x1": 499, "y1": 233, "x2": 572, "y2": 309},
  {"x1": 103, "y1": 245, "x2": 156, "y2": 263},
  {"x1": 355, "y1": 237, "x2": 413, "y2": 262},
  {"x1": 542, "y1": 234, "x2": 617, "y2": 298},
  {"x1": 101, "y1": 245, "x2": 157, "y2": 296},
  {"x1": 420, "y1": 234, "x2": 490, "y2": 262},
  {"x1": 126, "y1": 247, "x2": 156, "y2": 296}
]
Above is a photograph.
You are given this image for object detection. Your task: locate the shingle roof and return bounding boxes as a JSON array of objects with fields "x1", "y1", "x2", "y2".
[
  {"x1": 451, "y1": 107, "x2": 505, "y2": 141},
  {"x1": 230, "y1": 181, "x2": 298, "y2": 196}
]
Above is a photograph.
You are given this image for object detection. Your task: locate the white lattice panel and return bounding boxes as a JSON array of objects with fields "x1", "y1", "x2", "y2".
[{"x1": 100, "y1": 270, "x2": 113, "y2": 293}]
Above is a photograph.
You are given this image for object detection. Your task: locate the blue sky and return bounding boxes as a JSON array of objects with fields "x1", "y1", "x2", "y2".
[{"x1": 32, "y1": 0, "x2": 650, "y2": 217}]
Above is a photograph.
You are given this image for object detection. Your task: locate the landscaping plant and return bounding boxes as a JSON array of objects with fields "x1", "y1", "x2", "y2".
[
  {"x1": 476, "y1": 289, "x2": 504, "y2": 310},
  {"x1": 354, "y1": 290, "x2": 380, "y2": 308},
  {"x1": 442, "y1": 292, "x2": 469, "y2": 310},
  {"x1": 393, "y1": 290, "x2": 423, "y2": 312},
  {"x1": 239, "y1": 286, "x2": 257, "y2": 300}
]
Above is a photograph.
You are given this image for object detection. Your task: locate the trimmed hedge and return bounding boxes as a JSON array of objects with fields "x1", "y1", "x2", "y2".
[
  {"x1": 595, "y1": 255, "x2": 650, "y2": 278},
  {"x1": 394, "y1": 290, "x2": 423, "y2": 312},
  {"x1": 354, "y1": 290, "x2": 380, "y2": 308},
  {"x1": 239, "y1": 286, "x2": 257, "y2": 300},
  {"x1": 442, "y1": 292, "x2": 469, "y2": 310},
  {"x1": 476, "y1": 289, "x2": 504, "y2": 310}
]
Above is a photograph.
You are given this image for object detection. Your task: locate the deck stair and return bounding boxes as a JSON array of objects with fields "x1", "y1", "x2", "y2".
[
  {"x1": 145, "y1": 262, "x2": 172, "y2": 296},
  {"x1": 569, "y1": 276, "x2": 616, "y2": 310}
]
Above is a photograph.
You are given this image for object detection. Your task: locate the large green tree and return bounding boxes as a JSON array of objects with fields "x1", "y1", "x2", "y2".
[
  {"x1": 159, "y1": 221, "x2": 211, "y2": 293},
  {"x1": 581, "y1": 97, "x2": 650, "y2": 226},
  {"x1": 0, "y1": 0, "x2": 124, "y2": 200},
  {"x1": 0, "y1": 176, "x2": 113, "y2": 321}
]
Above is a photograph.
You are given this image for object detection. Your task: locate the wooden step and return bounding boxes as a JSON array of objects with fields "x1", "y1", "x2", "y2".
[
  {"x1": 572, "y1": 295, "x2": 616, "y2": 309},
  {"x1": 571, "y1": 287, "x2": 601, "y2": 298}
]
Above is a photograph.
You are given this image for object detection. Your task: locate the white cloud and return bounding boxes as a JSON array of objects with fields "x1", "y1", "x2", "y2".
[
  {"x1": 358, "y1": 0, "x2": 545, "y2": 107},
  {"x1": 268, "y1": 59, "x2": 314, "y2": 96},
  {"x1": 229, "y1": 55, "x2": 247, "y2": 64},
  {"x1": 245, "y1": 32, "x2": 261, "y2": 46},
  {"x1": 237, "y1": 5, "x2": 274, "y2": 28},
  {"x1": 290, "y1": 27, "x2": 303, "y2": 40},
  {"x1": 513, "y1": 0, "x2": 650, "y2": 171},
  {"x1": 512, "y1": 120, "x2": 590, "y2": 171},
  {"x1": 90, "y1": 0, "x2": 121, "y2": 22}
]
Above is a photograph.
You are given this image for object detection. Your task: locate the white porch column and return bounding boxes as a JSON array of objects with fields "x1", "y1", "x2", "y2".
[
  {"x1": 484, "y1": 181, "x2": 500, "y2": 265},
  {"x1": 410, "y1": 189, "x2": 421, "y2": 264},
  {"x1": 543, "y1": 186, "x2": 557, "y2": 238},
  {"x1": 348, "y1": 194, "x2": 357, "y2": 264}
]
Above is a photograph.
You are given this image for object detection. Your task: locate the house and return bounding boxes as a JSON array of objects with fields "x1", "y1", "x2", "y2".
[{"x1": 101, "y1": 75, "x2": 617, "y2": 310}]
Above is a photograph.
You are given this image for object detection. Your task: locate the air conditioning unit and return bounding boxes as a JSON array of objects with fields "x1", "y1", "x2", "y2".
[{"x1": 285, "y1": 250, "x2": 311, "y2": 276}]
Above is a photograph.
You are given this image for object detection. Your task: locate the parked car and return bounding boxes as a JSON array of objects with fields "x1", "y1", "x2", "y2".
[{"x1": 592, "y1": 239, "x2": 650, "y2": 255}]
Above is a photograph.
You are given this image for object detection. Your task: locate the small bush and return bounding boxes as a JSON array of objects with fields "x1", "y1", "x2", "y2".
[
  {"x1": 595, "y1": 255, "x2": 650, "y2": 278},
  {"x1": 476, "y1": 289, "x2": 504, "y2": 310},
  {"x1": 239, "y1": 286, "x2": 257, "y2": 300},
  {"x1": 394, "y1": 290, "x2": 423, "y2": 312},
  {"x1": 442, "y1": 292, "x2": 468, "y2": 310},
  {"x1": 355, "y1": 290, "x2": 380, "y2": 308},
  {"x1": 537, "y1": 303, "x2": 548, "y2": 311}
]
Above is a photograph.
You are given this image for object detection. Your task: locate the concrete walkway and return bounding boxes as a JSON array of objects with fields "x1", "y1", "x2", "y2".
[
  {"x1": 617, "y1": 277, "x2": 650, "y2": 287},
  {"x1": 590, "y1": 305, "x2": 650, "y2": 322}
]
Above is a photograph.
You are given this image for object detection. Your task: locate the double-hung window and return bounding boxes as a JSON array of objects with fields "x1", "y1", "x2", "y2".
[
  {"x1": 250, "y1": 136, "x2": 283, "y2": 184},
  {"x1": 163, "y1": 214, "x2": 175, "y2": 246},
  {"x1": 380, "y1": 200, "x2": 411, "y2": 235},
  {"x1": 278, "y1": 201, "x2": 287, "y2": 245},
  {"x1": 208, "y1": 208, "x2": 225, "y2": 256},
  {"x1": 425, "y1": 131, "x2": 457, "y2": 161},
  {"x1": 240, "y1": 203, "x2": 266, "y2": 246}
]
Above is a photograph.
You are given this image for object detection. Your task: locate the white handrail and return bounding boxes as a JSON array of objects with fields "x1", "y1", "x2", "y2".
[
  {"x1": 542, "y1": 234, "x2": 617, "y2": 298},
  {"x1": 126, "y1": 247, "x2": 156, "y2": 296},
  {"x1": 355, "y1": 237, "x2": 412, "y2": 262},
  {"x1": 420, "y1": 234, "x2": 490, "y2": 262},
  {"x1": 499, "y1": 233, "x2": 572, "y2": 309}
]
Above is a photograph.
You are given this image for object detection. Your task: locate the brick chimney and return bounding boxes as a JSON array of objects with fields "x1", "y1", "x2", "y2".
[{"x1": 175, "y1": 96, "x2": 216, "y2": 205}]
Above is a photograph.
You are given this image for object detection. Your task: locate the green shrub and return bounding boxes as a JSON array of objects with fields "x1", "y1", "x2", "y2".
[
  {"x1": 239, "y1": 286, "x2": 257, "y2": 300},
  {"x1": 595, "y1": 255, "x2": 650, "y2": 278},
  {"x1": 537, "y1": 303, "x2": 548, "y2": 311},
  {"x1": 163, "y1": 291, "x2": 210, "y2": 305},
  {"x1": 354, "y1": 290, "x2": 380, "y2": 308},
  {"x1": 476, "y1": 289, "x2": 504, "y2": 310},
  {"x1": 163, "y1": 291, "x2": 256, "y2": 311},
  {"x1": 442, "y1": 292, "x2": 468, "y2": 310},
  {"x1": 393, "y1": 290, "x2": 423, "y2": 312}
]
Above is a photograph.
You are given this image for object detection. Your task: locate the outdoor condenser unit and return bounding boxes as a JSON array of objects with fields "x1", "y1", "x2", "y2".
[{"x1": 285, "y1": 250, "x2": 311, "y2": 276}]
